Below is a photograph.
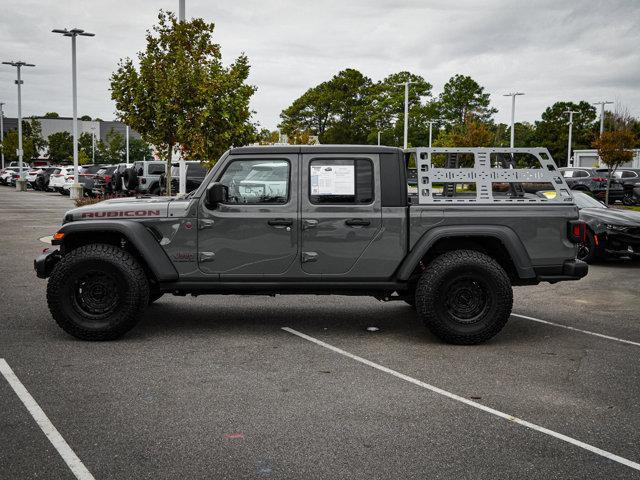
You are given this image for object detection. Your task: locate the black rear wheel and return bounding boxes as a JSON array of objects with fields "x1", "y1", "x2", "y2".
[
  {"x1": 415, "y1": 250, "x2": 513, "y2": 345},
  {"x1": 47, "y1": 244, "x2": 149, "y2": 340}
]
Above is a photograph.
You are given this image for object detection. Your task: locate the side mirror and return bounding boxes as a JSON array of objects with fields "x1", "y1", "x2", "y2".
[{"x1": 206, "y1": 182, "x2": 228, "y2": 208}]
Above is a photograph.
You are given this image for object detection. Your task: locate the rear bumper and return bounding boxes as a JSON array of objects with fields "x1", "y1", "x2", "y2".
[{"x1": 535, "y1": 259, "x2": 588, "y2": 283}]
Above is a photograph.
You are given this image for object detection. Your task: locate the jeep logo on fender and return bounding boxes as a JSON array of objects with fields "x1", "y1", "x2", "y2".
[{"x1": 81, "y1": 210, "x2": 161, "y2": 218}]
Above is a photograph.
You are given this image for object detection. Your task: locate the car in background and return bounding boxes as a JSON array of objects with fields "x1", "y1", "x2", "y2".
[
  {"x1": 571, "y1": 191, "x2": 640, "y2": 263},
  {"x1": 91, "y1": 165, "x2": 116, "y2": 196},
  {"x1": 559, "y1": 167, "x2": 624, "y2": 204},
  {"x1": 49, "y1": 167, "x2": 73, "y2": 193},
  {"x1": 595, "y1": 168, "x2": 640, "y2": 206},
  {"x1": 62, "y1": 164, "x2": 105, "y2": 197},
  {"x1": 26, "y1": 168, "x2": 43, "y2": 189},
  {"x1": 35, "y1": 167, "x2": 62, "y2": 192},
  {"x1": 160, "y1": 161, "x2": 208, "y2": 195},
  {"x1": 123, "y1": 160, "x2": 166, "y2": 195},
  {"x1": 0, "y1": 168, "x2": 16, "y2": 185}
]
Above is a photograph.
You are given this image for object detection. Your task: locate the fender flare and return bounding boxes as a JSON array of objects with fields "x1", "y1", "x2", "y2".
[
  {"x1": 55, "y1": 220, "x2": 179, "y2": 281},
  {"x1": 395, "y1": 225, "x2": 536, "y2": 281}
]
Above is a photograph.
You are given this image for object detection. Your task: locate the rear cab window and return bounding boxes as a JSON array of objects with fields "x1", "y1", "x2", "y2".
[{"x1": 308, "y1": 159, "x2": 374, "y2": 204}]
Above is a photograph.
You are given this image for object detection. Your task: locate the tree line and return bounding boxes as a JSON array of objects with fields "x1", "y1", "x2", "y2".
[
  {"x1": 270, "y1": 69, "x2": 640, "y2": 165},
  {"x1": 0, "y1": 118, "x2": 151, "y2": 165}
]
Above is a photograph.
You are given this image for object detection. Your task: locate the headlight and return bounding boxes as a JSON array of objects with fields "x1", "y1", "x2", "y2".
[{"x1": 606, "y1": 224, "x2": 629, "y2": 232}]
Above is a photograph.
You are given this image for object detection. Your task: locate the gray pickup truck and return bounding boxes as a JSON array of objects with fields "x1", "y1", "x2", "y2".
[{"x1": 35, "y1": 146, "x2": 587, "y2": 344}]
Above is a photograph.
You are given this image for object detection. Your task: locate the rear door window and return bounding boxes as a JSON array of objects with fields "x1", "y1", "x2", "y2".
[{"x1": 308, "y1": 159, "x2": 374, "y2": 204}]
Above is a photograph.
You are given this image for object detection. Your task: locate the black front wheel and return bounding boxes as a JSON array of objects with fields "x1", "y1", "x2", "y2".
[
  {"x1": 47, "y1": 244, "x2": 149, "y2": 340},
  {"x1": 415, "y1": 250, "x2": 513, "y2": 345},
  {"x1": 576, "y1": 230, "x2": 597, "y2": 264}
]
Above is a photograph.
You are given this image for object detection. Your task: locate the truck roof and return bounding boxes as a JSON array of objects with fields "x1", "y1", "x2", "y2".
[{"x1": 229, "y1": 145, "x2": 402, "y2": 155}]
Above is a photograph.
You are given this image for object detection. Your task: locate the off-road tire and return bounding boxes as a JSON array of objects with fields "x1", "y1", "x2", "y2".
[
  {"x1": 415, "y1": 250, "x2": 513, "y2": 345},
  {"x1": 47, "y1": 243, "x2": 149, "y2": 340}
]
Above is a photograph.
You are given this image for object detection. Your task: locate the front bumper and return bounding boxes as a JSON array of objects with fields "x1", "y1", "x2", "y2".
[{"x1": 34, "y1": 249, "x2": 61, "y2": 279}]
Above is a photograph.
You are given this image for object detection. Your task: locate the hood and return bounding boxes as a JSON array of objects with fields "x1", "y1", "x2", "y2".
[
  {"x1": 66, "y1": 196, "x2": 175, "y2": 222},
  {"x1": 580, "y1": 208, "x2": 640, "y2": 227}
]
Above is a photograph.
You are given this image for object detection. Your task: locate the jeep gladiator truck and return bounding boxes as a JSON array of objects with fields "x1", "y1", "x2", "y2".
[{"x1": 35, "y1": 146, "x2": 588, "y2": 344}]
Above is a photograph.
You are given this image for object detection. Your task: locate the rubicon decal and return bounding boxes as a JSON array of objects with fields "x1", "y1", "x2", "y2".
[{"x1": 81, "y1": 210, "x2": 161, "y2": 218}]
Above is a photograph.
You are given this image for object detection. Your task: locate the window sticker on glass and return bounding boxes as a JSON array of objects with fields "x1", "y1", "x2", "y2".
[{"x1": 310, "y1": 164, "x2": 355, "y2": 195}]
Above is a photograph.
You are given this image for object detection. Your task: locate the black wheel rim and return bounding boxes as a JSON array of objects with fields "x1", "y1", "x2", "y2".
[
  {"x1": 72, "y1": 269, "x2": 121, "y2": 318},
  {"x1": 577, "y1": 236, "x2": 592, "y2": 261},
  {"x1": 442, "y1": 275, "x2": 490, "y2": 324}
]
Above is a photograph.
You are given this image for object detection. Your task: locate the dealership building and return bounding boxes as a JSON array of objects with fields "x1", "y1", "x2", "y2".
[{"x1": 572, "y1": 149, "x2": 640, "y2": 169}]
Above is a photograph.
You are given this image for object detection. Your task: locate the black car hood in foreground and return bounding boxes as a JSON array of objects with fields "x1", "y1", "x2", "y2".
[{"x1": 580, "y1": 207, "x2": 640, "y2": 227}]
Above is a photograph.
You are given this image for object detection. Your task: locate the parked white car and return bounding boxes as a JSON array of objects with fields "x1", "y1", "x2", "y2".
[
  {"x1": 49, "y1": 167, "x2": 72, "y2": 193},
  {"x1": 26, "y1": 169, "x2": 42, "y2": 189}
]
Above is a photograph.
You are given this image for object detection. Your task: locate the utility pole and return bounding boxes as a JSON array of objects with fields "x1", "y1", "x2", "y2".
[
  {"x1": 52, "y1": 28, "x2": 95, "y2": 199},
  {"x1": 2, "y1": 61, "x2": 35, "y2": 190},
  {"x1": 593, "y1": 101, "x2": 613, "y2": 136},
  {"x1": 178, "y1": 0, "x2": 187, "y2": 195},
  {"x1": 0, "y1": 102, "x2": 4, "y2": 169},
  {"x1": 564, "y1": 110, "x2": 579, "y2": 167},
  {"x1": 503, "y1": 92, "x2": 524, "y2": 148}
]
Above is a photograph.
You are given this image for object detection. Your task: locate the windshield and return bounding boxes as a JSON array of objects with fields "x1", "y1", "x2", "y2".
[{"x1": 573, "y1": 192, "x2": 606, "y2": 209}]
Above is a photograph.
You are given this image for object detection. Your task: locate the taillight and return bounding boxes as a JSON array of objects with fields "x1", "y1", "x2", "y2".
[
  {"x1": 568, "y1": 221, "x2": 586, "y2": 243},
  {"x1": 592, "y1": 177, "x2": 606, "y2": 182}
]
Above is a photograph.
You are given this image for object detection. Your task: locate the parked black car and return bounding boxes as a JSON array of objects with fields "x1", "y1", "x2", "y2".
[
  {"x1": 571, "y1": 192, "x2": 640, "y2": 263},
  {"x1": 92, "y1": 165, "x2": 117, "y2": 196},
  {"x1": 559, "y1": 167, "x2": 624, "y2": 203},
  {"x1": 35, "y1": 167, "x2": 62, "y2": 192},
  {"x1": 595, "y1": 168, "x2": 640, "y2": 206},
  {"x1": 160, "y1": 161, "x2": 208, "y2": 194}
]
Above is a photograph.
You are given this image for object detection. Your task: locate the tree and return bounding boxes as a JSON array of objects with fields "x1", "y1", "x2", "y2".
[
  {"x1": 279, "y1": 68, "x2": 375, "y2": 144},
  {"x1": 593, "y1": 130, "x2": 636, "y2": 203},
  {"x1": 128, "y1": 137, "x2": 153, "y2": 162},
  {"x1": 367, "y1": 71, "x2": 434, "y2": 147},
  {"x1": 437, "y1": 74, "x2": 497, "y2": 124},
  {"x1": 43, "y1": 112, "x2": 60, "y2": 119},
  {"x1": 534, "y1": 101, "x2": 596, "y2": 166},
  {"x1": 434, "y1": 114, "x2": 495, "y2": 147},
  {"x1": 79, "y1": 115, "x2": 92, "y2": 121},
  {"x1": 47, "y1": 131, "x2": 74, "y2": 162},
  {"x1": 78, "y1": 132, "x2": 97, "y2": 162},
  {"x1": 111, "y1": 10, "x2": 257, "y2": 195},
  {"x1": 98, "y1": 129, "x2": 125, "y2": 164},
  {"x1": 0, "y1": 119, "x2": 46, "y2": 162},
  {"x1": 256, "y1": 129, "x2": 280, "y2": 145}
]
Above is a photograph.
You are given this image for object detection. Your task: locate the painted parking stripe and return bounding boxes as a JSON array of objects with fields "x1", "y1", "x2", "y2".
[
  {"x1": 0, "y1": 359, "x2": 96, "y2": 480},
  {"x1": 282, "y1": 327, "x2": 640, "y2": 473},
  {"x1": 512, "y1": 313, "x2": 640, "y2": 347}
]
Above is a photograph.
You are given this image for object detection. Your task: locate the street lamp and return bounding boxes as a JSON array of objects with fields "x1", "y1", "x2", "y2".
[
  {"x1": 426, "y1": 119, "x2": 447, "y2": 148},
  {"x1": 564, "y1": 110, "x2": 579, "y2": 166},
  {"x1": 52, "y1": 27, "x2": 95, "y2": 199},
  {"x1": 0, "y1": 101, "x2": 5, "y2": 169},
  {"x1": 396, "y1": 81, "x2": 416, "y2": 149},
  {"x1": 503, "y1": 92, "x2": 524, "y2": 148},
  {"x1": 593, "y1": 101, "x2": 613, "y2": 136},
  {"x1": 177, "y1": 0, "x2": 187, "y2": 195},
  {"x1": 2, "y1": 61, "x2": 35, "y2": 190},
  {"x1": 90, "y1": 125, "x2": 96, "y2": 163}
]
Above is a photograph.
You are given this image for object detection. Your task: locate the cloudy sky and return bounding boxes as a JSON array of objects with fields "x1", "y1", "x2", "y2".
[{"x1": 0, "y1": 0, "x2": 638, "y2": 130}]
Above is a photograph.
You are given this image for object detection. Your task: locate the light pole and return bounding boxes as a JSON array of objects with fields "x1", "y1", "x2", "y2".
[
  {"x1": 593, "y1": 101, "x2": 613, "y2": 136},
  {"x1": 52, "y1": 27, "x2": 95, "y2": 199},
  {"x1": 503, "y1": 92, "x2": 524, "y2": 148},
  {"x1": 91, "y1": 125, "x2": 96, "y2": 163},
  {"x1": 125, "y1": 125, "x2": 130, "y2": 163},
  {"x1": 564, "y1": 110, "x2": 579, "y2": 166},
  {"x1": 377, "y1": 131, "x2": 381, "y2": 146},
  {"x1": 177, "y1": 0, "x2": 187, "y2": 195},
  {"x1": 0, "y1": 102, "x2": 4, "y2": 169},
  {"x1": 396, "y1": 81, "x2": 415, "y2": 149},
  {"x1": 2, "y1": 61, "x2": 35, "y2": 190}
]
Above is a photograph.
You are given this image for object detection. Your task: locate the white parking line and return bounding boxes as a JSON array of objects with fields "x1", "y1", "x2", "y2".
[
  {"x1": 282, "y1": 327, "x2": 640, "y2": 473},
  {"x1": 0, "y1": 359, "x2": 96, "y2": 480},
  {"x1": 512, "y1": 313, "x2": 640, "y2": 347}
]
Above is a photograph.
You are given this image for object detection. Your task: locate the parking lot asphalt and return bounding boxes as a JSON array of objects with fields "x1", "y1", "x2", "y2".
[{"x1": 0, "y1": 186, "x2": 639, "y2": 479}]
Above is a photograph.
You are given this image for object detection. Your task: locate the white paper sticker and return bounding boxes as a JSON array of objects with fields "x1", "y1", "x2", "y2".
[{"x1": 310, "y1": 164, "x2": 354, "y2": 195}]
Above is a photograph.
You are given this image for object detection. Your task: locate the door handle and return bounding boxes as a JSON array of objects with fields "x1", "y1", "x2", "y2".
[
  {"x1": 268, "y1": 218, "x2": 293, "y2": 227},
  {"x1": 345, "y1": 218, "x2": 370, "y2": 227}
]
